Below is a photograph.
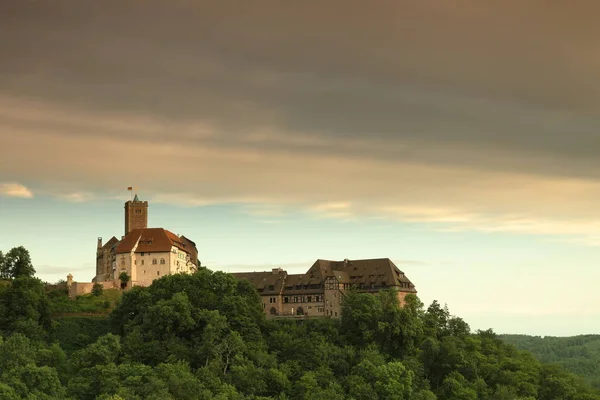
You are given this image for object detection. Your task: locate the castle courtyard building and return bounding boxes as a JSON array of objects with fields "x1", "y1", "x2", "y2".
[{"x1": 232, "y1": 258, "x2": 416, "y2": 319}]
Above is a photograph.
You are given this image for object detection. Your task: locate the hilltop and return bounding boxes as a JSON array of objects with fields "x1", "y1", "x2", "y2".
[
  {"x1": 501, "y1": 334, "x2": 600, "y2": 390},
  {"x1": 1, "y1": 245, "x2": 600, "y2": 399}
]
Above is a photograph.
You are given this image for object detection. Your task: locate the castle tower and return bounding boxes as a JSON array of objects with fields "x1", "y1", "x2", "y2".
[{"x1": 124, "y1": 194, "x2": 148, "y2": 235}]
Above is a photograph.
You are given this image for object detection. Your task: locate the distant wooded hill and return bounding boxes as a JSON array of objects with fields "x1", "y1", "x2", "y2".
[{"x1": 500, "y1": 334, "x2": 600, "y2": 389}]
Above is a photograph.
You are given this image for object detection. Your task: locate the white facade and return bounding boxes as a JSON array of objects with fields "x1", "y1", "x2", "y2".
[{"x1": 114, "y1": 234, "x2": 197, "y2": 287}]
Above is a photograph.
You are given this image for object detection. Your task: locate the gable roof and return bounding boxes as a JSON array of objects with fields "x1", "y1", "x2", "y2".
[
  {"x1": 300, "y1": 258, "x2": 416, "y2": 292},
  {"x1": 115, "y1": 228, "x2": 194, "y2": 254},
  {"x1": 326, "y1": 258, "x2": 416, "y2": 292},
  {"x1": 231, "y1": 269, "x2": 287, "y2": 295},
  {"x1": 180, "y1": 235, "x2": 197, "y2": 248},
  {"x1": 101, "y1": 236, "x2": 119, "y2": 251},
  {"x1": 230, "y1": 258, "x2": 417, "y2": 295}
]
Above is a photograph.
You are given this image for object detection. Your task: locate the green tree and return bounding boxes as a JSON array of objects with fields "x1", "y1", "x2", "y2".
[
  {"x1": 92, "y1": 283, "x2": 104, "y2": 296},
  {"x1": 0, "y1": 250, "x2": 7, "y2": 279},
  {"x1": 3, "y1": 246, "x2": 35, "y2": 279},
  {"x1": 2, "y1": 364, "x2": 66, "y2": 399},
  {"x1": 118, "y1": 272, "x2": 130, "y2": 290},
  {"x1": 0, "y1": 277, "x2": 52, "y2": 339}
]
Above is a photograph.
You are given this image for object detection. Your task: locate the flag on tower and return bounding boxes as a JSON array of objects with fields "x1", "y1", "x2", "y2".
[{"x1": 127, "y1": 187, "x2": 132, "y2": 191}]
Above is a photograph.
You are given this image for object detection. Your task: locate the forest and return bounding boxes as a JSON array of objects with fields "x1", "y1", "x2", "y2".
[
  {"x1": 1, "y1": 245, "x2": 600, "y2": 400},
  {"x1": 501, "y1": 334, "x2": 600, "y2": 390}
]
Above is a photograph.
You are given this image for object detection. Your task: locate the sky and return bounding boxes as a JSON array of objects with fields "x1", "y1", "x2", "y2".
[{"x1": 1, "y1": 0, "x2": 600, "y2": 336}]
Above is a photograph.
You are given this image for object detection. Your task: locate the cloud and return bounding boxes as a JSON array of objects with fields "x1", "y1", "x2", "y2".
[
  {"x1": 2, "y1": 1, "x2": 600, "y2": 178},
  {"x1": 240, "y1": 204, "x2": 288, "y2": 218},
  {"x1": 308, "y1": 202, "x2": 355, "y2": 220},
  {"x1": 0, "y1": 182, "x2": 33, "y2": 198},
  {"x1": 4, "y1": 102, "x2": 600, "y2": 243},
  {"x1": 3, "y1": 1, "x2": 600, "y2": 244},
  {"x1": 60, "y1": 192, "x2": 95, "y2": 203}
]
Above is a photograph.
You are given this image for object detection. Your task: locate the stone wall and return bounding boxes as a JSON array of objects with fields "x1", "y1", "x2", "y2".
[
  {"x1": 259, "y1": 287, "x2": 412, "y2": 319},
  {"x1": 279, "y1": 299, "x2": 325, "y2": 317},
  {"x1": 261, "y1": 292, "x2": 327, "y2": 317},
  {"x1": 324, "y1": 288, "x2": 344, "y2": 318},
  {"x1": 68, "y1": 280, "x2": 119, "y2": 298},
  {"x1": 95, "y1": 246, "x2": 114, "y2": 282}
]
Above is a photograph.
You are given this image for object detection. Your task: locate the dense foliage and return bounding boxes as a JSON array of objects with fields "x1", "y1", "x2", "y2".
[
  {"x1": 1, "y1": 246, "x2": 599, "y2": 399},
  {"x1": 0, "y1": 246, "x2": 36, "y2": 279},
  {"x1": 501, "y1": 334, "x2": 600, "y2": 390}
]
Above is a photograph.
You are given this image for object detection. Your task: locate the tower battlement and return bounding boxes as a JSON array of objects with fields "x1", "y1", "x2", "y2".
[{"x1": 124, "y1": 195, "x2": 148, "y2": 236}]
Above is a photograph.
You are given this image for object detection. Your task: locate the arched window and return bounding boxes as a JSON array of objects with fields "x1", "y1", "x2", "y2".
[
  {"x1": 296, "y1": 307, "x2": 304, "y2": 316},
  {"x1": 152, "y1": 258, "x2": 157, "y2": 265},
  {"x1": 160, "y1": 258, "x2": 165, "y2": 264},
  {"x1": 270, "y1": 307, "x2": 277, "y2": 315}
]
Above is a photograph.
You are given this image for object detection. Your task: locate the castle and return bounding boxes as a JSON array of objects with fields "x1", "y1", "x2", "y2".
[
  {"x1": 232, "y1": 258, "x2": 417, "y2": 319},
  {"x1": 67, "y1": 192, "x2": 199, "y2": 297},
  {"x1": 95, "y1": 193, "x2": 199, "y2": 286},
  {"x1": 68, "y1": 194, "x2": 418, "y2": 317}
]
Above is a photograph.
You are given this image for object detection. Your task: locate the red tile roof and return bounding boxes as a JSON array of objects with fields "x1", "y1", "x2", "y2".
[{"x1": 115, "y1": 228, "x2": 193, "y2": 255}]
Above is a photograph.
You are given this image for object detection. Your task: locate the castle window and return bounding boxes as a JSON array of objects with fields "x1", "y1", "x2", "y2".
[
  {"x1": 134, "y1": 260, "x2": 136, "y2": 265},
  {"x1": 141, "y1": 260, "x2": 144, "y2": 265},
  {"x1": 157, "y1": 271, "x2": 160, "y2": 276},
  {"x1": 160, "y1": 258, "x2": 165, "y2": 264},
  {"x1": 141, "y1": 252, "x2": 144, "y2": 256},
  {"x1": 152, "y1": 258, "x2": 157, "y2": 265}
]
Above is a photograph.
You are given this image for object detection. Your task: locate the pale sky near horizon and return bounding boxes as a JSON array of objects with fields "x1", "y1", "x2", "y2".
[{"x1": 2, "y1": 0, "x2": 600, "y2": 337}]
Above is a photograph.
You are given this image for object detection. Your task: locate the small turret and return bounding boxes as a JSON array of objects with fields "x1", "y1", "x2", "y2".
[{"x1": 97, "y1": 237, "x2": 103, "y2": 249}]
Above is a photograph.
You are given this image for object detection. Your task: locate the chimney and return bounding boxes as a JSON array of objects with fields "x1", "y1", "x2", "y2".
[
  {"x1": 97, "y1": 237, "x2": 103, "y2": 249},
  {"x1": 272, "y1": 267, "x2": 283, "y2": 274},
  {"x1": 66, "y1": 274, "x2": 73, "y2": 287}
]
